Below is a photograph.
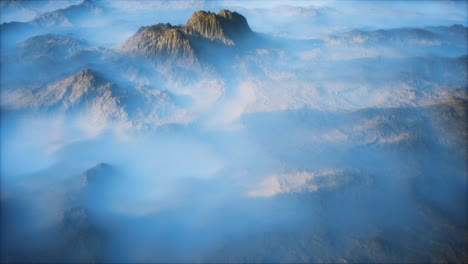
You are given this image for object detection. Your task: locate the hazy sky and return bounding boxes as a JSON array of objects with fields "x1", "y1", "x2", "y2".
[
  {"x1": 2, "y1": 0, "x2": 466, "y2": 38},
  {"x1": 218, "y1": 0, "x2": 468, "y2": 37}
]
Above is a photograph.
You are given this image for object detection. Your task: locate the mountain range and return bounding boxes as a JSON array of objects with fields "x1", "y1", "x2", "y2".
[
  {"x1": 1, "y1": 8, "x2": 465, "y2": 117},
  {"x1": 0, "y1": 1, "x2": 467, "y2": 263}
]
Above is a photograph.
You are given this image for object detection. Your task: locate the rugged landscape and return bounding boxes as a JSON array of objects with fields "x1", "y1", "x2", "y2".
[{"x1": 1, "y1": 0, "x2": 467, "y2": 262}]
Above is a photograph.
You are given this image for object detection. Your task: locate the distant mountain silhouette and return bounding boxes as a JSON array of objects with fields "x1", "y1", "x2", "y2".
[
  {"x1": 0, "y1": 0, "x2": 104, "y2": 41},
  {"x1": 328, "y1": 25, "x2": 467, "y2": 46},
  {"x1": 31, "y1": 0, "x2": 105, "y2": 27},
  {"x1": 82, "y1": 162, "x2": 115, "y2": 188},
  {"x1": 18, "y1": 34, "x2": 86, "y2": 60}
]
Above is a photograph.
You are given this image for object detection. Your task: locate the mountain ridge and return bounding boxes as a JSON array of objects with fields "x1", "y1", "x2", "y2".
[{"x1": 328, "y1": 25, "x2": 468, "y2": 46}]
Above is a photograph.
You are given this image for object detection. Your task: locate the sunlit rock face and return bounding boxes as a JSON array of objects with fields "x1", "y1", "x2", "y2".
[{"x1": 0, "y1": 1, "x2": 467, "y2": 263}]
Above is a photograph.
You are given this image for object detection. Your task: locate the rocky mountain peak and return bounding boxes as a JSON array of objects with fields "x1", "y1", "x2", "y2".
[
  {"x1": 2, "y1": 68, "x2": 128, "y2": 122},
  {"x1": 118, "y1": 22, "x2": 197, "y2": 63},
  {"x1": 35, "y1": 69, "x2": 108, "y2": 108},
  {"x1": 31, "y1": 0, "x2": 104, "y2": 27},
  {"x1": 18, "y1": 34, "x2": 84, "y2": 59},
  {"x1": 186, "y1": 9, "x2": 252, "y2": 45},
  {"x1": 186, "y1": 11, "x2": 232, "y2": 45},
  {"x1": 70, "y1": 69, "x2": 99, "y2": 88},
  {"x1": 218, "y1": 9, "x2": 250, "y2": 29},
  {"x1": 118, "y1": 10, "x2": 254, "y2": 63}
]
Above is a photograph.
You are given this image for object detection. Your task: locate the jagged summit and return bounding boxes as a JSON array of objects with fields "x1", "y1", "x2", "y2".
[
  {"x1": 119, "y1": 23, "x2": 197, "y2": 63},
  {"x1": 27, "y1": 69, "x2": 112, "y2": 109},
  {"x1": 65, "y1": 69, "x2": 103, "y2": 92},
  {"x1": 117, "y1": 9, "x2": 254, "y2": 63},
  {"x1": 186, "y1": 9, "x2": 252, "y2": 45}
]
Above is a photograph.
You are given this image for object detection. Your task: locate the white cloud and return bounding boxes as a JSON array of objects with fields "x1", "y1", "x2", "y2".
[
  {"x1": 247, "y1": 169, "x2": 355, "y2": 198},
  {"x1": 203, "y1": 80, "x2": 256, "y2": 130}
]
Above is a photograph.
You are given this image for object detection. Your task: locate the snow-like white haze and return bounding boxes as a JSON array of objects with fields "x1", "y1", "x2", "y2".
[{"x1": 1, "y1": 0, "x2": 467, "y2": 262}]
